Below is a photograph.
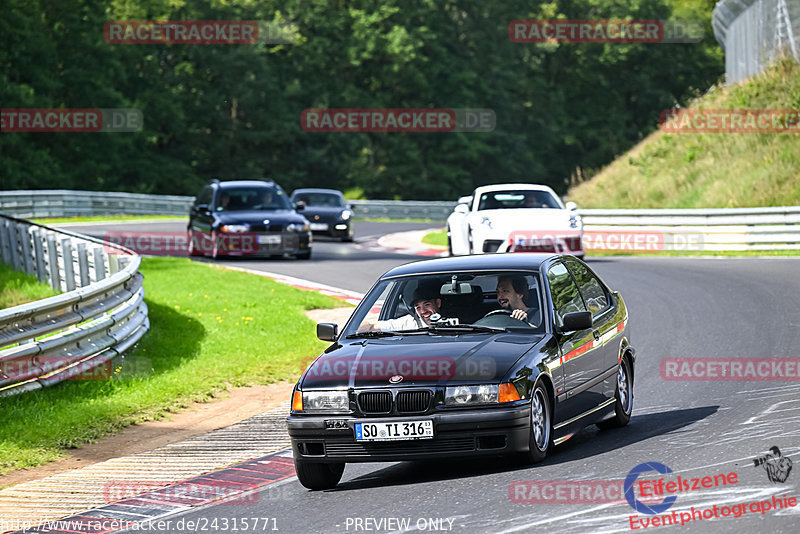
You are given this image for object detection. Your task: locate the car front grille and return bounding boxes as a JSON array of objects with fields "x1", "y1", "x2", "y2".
[
  {"x1": 323, "y1": 437, "x2": 476, "y2": 458},
  {"x1": 357, "y1": 391, "x2": 392, "y2": 414},
  {"x1": 396, "y1": 391, "x2": 431, "y2": 413},
  {"x1": 250, "y1": 224, "x2": 284, "y2": 232}
]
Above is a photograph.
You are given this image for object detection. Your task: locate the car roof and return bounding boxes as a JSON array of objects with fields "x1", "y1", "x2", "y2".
[
  {"x1": 381, "y1": 253, "x2": 566, "y2": 279},
  {"x1": 216, "y1": 180, "x2": 277, "y2": 188},
  {"x1": 473, "y1": 183, "x2": 557, "y2": 194},
  {"x1": 291, "y1": 188, "x2": 344, "y2": 196}
]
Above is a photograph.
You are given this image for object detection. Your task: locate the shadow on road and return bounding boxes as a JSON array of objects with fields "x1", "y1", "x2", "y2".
[{"x1": 329, "y1": 406, "x2": 718, "y2": 491}]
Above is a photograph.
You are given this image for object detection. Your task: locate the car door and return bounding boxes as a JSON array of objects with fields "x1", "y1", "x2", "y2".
[
  {"x1": 546, "y1": 262, "x2": 605, "y2": 421},
  {"x1": 566, "y1": 260, "x2": 618, "y2": 398}
]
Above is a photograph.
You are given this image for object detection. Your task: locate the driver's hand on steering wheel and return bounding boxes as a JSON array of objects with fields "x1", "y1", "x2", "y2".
[{"x1": 510, "y1": 309, "x2": 528, "y2": 321}]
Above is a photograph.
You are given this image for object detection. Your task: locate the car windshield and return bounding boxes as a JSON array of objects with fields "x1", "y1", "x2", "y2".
[
  {"x1": 215, "y1": 187, "x2": 291, "y2": 211},
  {"x1": 343, "y1": 270, "x2": 545, "y2": 338},
  {"x1": 478, "y1": 190, "x2": 561, "y2": 210},
  {"x1": 294, "y1": 192, "x2": 344, "y2": 207}
]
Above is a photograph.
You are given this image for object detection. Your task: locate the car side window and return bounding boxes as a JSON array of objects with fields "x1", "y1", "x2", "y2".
[
  {"x1": 547, "y1": 263, "x2": 587, "y2": 326},
  {"x1": 567, "y1": 261, "x2": 609, "y2": 315},
  {"x1": 195, "y1": 186, "x2": 213, "y2": 206}
]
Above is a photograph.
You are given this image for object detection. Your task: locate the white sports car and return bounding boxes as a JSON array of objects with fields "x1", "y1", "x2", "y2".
[{"x1": 446, "y1": 183, "x2": 584, "y2": 258}]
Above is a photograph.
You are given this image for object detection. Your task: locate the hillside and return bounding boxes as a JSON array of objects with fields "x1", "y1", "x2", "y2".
[{"x1": 568, "y1": 58, "x2": 800, "y2": 208}]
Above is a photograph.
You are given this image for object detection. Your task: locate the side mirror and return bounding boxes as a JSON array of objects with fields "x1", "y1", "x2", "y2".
[
  {"x1": 560, "y1": 311, "x2": 592, "y2": 332},
  {"x1": 454, "y1": 204, "x2": 469, "y2": 214},
  {"x1": 317, "y1": 322, "x2": 338, "y2": 342},
  {"x1": 295, "y1": 201, "x2": 306, "y2": 211},
  {"x1": 195, "y1": 203, "x2": 210, "y2": 215},
  {"x1": 565, "y1": 201, "x2": 578, "y2": 211}
]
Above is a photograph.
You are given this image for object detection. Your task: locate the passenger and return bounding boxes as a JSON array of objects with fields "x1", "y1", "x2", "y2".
[{"x1": 361, "y1": 285, "x2": 442, "y2": 331}]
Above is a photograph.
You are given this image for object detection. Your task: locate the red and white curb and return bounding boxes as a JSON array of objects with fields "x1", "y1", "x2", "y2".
[{"x1": 356, "y1": 229, "x2": 448, "y2": 257}]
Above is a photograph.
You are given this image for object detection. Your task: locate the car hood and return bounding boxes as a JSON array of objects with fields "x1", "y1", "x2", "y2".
[
  {"x1": 301, "y1": 333, "x2": 544, "y2": 389},
  {"x1": 472, "y1": 209, "x2": 578, "y2": 233},
  {"x1": 301, "y1": 206, "x2": 346, "y2": 217},
  {"x1": 215, "y1": 209, "x2": 305, "y2": 224}
]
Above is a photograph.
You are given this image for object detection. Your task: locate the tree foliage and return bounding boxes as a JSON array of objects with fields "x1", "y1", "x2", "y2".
[{"x1": 0, "y1": 0, "x2": 723, "y2": 199}]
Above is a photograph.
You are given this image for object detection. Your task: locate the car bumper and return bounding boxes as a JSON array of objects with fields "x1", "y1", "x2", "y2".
[
  {"x1": 216, "y1": 231, "x2": 312, "y2": 257},
  {"x1": 287, "y1": 403, "x2": 531, "y2": 463},
  {"x1": 499, "y1": 232, "x2": 585, "y2": 255},
  {"x1": 309, "y1": 221, "x2": 351, "y2": 237}
]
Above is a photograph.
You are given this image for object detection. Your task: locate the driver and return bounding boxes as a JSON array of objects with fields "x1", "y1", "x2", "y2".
[
  {"x1": 496, "y1": 275, "x2": 538, "y2": 326},
  {"x1": 361, "y1": 285, "x2": 442, "y2": 331}
]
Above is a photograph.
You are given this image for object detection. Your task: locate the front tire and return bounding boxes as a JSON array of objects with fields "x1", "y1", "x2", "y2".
[
  {"x1": 187, "y1": 231, "x2": 203, "y2": 257},
  {"x1": 522, "y1": 382, "x2": 553, "y2": 463},
  {"x1": 296, "y1": 249, "x2": 312, "y2": 260},
  {"x1": 294, "y1": 460, "x2": 345, "y2": 490},
  {"x1": 597, "y1": 356, "x2": 633, "y2": 429}
]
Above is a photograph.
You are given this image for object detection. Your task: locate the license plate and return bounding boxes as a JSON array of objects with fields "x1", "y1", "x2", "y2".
[
  {"x1": 354, "y1": 420, "x2": 433, "y2": 442},
  {"x1": 257, "y1": 235, "x2": 281, "y2": 245},
  {"x1": 310, "y1": 223, "x2": 329, "y2": 231}
]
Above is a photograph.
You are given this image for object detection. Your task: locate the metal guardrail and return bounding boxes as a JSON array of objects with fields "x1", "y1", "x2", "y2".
[
  {"x1": 713, "y1": 0, "x2": 800, "y2": 84},
  {"x1": 0, "y1": 214, "x2": 149, "y2": 397},
  {"x1": 0, "y1": 190, "x2": 193, "y2": 219},
  {"x1": 0, "y1": 190, "x2": 457, "y2": 221},
  {"x1": 580, "y1": 206, "x2": 800, "y2": 251},
  {"x1": 1, "y1": 190, "x2": 798, "y2": 250},
  {"x1": 348, "y1": 199, "x2": 456, "y2": 220}
]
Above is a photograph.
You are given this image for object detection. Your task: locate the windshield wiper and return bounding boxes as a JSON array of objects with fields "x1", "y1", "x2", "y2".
[
  {"x1": 406, "y1": 324, "x2": 508, "y2": 335},
  {"x1": 344, "y1": 330, "x2": 401, "y2": 339}
]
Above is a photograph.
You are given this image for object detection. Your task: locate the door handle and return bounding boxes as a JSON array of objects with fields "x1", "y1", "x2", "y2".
[{"x1": 592, "y1": 330, "x2": 600, "y2": 341}]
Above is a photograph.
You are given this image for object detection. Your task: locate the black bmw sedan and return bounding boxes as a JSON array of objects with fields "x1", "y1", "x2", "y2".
[
  {"x1": 290, "y1": 188, "x2": 354, "y2": 242},
  {"x1": 287, "y1": 253, "x2": 635, "y2": 489},
  {"x1": 188, "y1": 179, "x2": 312, "y2": 259}
]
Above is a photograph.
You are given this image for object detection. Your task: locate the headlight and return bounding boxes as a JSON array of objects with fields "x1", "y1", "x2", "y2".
[
  {"x1": 480, "y1": 216, "x2": 493, "y2": 229},
  {"x1": 220, "y1": 224, "x2": 249, "y2": 233},
  {"x1": 570, "y1": 214, "x2": 582, "y2": 229},
  {"x1": 286, "y1": 222, "x2": 310, "y2": 232},
  {"x1": 445, "y1": 384, "x2": 499, "y2": 405},
  {"x1": 299, "y1": 390, "x2": 349, "y2": 412},
  {"x1": 341, "y1": 209, "x2": 352, "y2": 221}
]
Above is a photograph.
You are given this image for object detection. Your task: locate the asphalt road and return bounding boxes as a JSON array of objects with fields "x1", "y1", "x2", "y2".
[
  {"x1": 60, "y1": 220, "x2": 800, "y2": 533},
  {"x1": 62, "y1": 219, "x2": 437, "y2": 293}
]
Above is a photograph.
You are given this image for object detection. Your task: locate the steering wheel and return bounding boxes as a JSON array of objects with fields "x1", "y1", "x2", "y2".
[{"x1": 484, "y1": 309, "x2": 513, "y2": 318}]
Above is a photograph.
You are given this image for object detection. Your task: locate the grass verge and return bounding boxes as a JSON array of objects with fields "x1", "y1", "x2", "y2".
[
  {"x1": 421, "y1": 229, "x2": 447, "y2": 247},
  {"x1": 0, "y1": 257, "x2": 347, "y2": 475},
  {"x1": 0, "y1": 263, "x2": 58, "y2": 308},
  {"x1": 568, "y1": 58, "x2": 800, "y2": 208}
]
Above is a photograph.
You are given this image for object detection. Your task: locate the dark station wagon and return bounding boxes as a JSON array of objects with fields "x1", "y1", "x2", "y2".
[{"x1": 287, "y1": 254, "x2": 636, "y2": 489}]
